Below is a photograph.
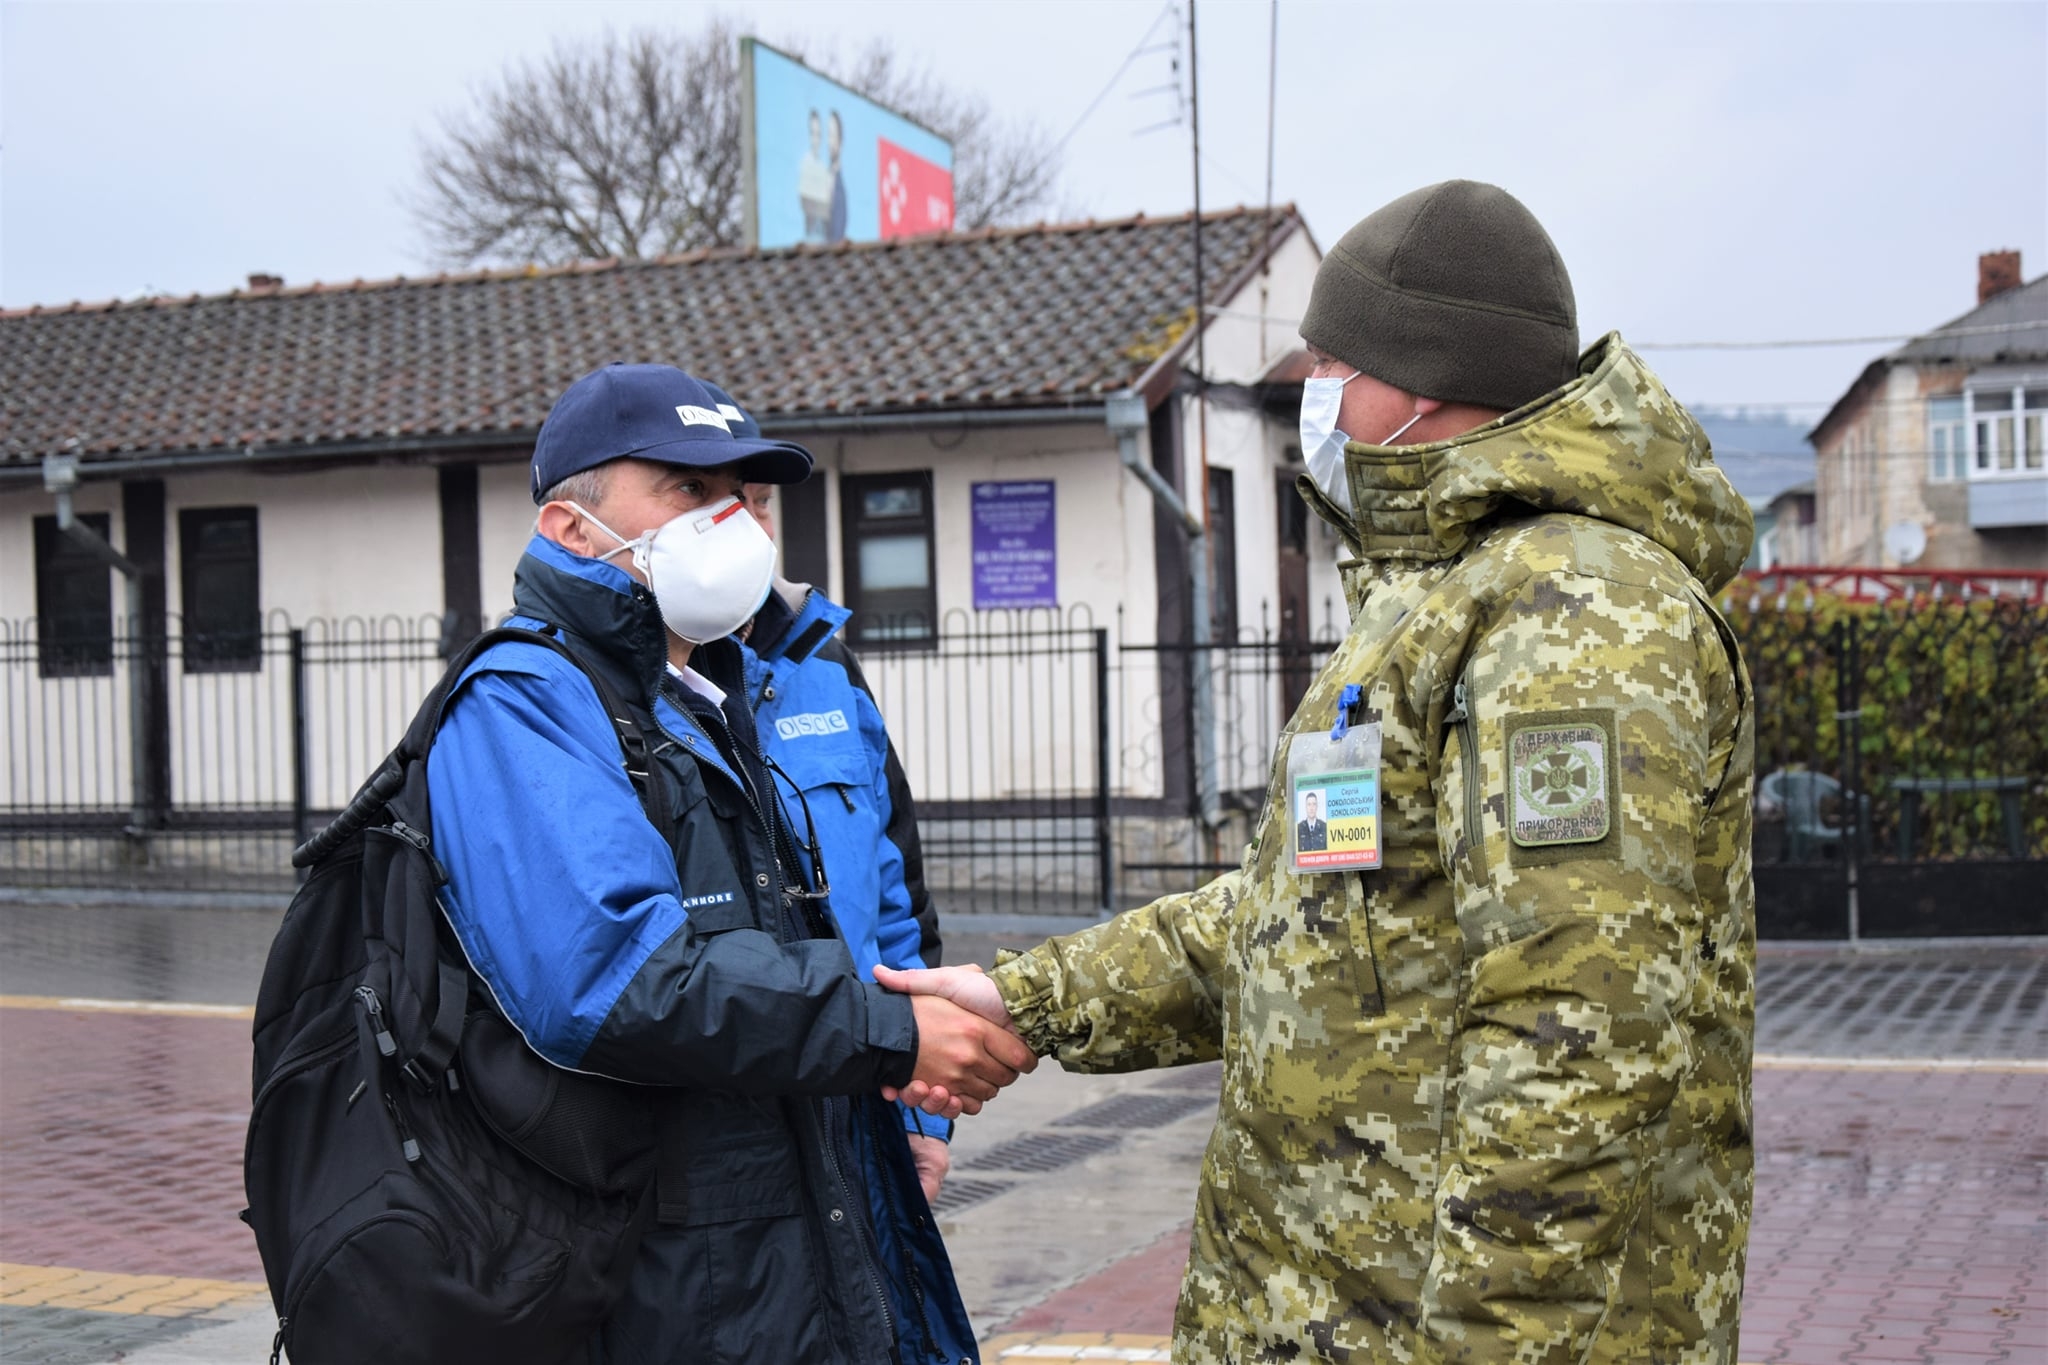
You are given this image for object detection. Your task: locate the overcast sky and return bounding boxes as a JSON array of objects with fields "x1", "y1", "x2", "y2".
[{"x1": 2, "y1": 0, "x2": 2042, "y2": 414}]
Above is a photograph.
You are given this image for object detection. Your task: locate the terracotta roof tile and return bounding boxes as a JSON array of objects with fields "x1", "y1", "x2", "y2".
[{"x1": 2, "y1": 207, "x2": 1299, "y2": 466}]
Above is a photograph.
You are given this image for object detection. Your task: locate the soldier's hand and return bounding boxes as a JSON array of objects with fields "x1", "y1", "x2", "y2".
[{"x1": 873, "y1": 963, "x2": 1011, "y2": 1028}]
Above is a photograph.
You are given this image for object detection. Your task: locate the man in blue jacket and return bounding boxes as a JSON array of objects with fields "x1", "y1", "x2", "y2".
[
  {"x1": 722, "y1": 395, "x2": 953, "y2": 1208},
  {"x1": 425, "y1": 362, "x2": 1027, "y2": 1363}
]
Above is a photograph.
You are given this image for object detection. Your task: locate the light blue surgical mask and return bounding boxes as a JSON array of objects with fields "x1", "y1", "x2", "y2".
[{"x1": 1301, "y1": 372, "x2": 1425, "y2": 514}]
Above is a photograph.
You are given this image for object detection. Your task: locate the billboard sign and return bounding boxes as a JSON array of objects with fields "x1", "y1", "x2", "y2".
[
  {"x1": 741, "y1": 38, "x2": 955, "y2": 250},
  {"x1": 971, "y1": 481, "x2": 1057, "y2": 610}
]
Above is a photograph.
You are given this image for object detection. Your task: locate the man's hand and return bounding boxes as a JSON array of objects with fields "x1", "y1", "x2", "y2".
[
  {"x1": 905, "y1": 1133, "x2": 950, "y2": 1205},
  {"x1": 903, "y1": 992, "x2": 1035, "y2": 1116}
]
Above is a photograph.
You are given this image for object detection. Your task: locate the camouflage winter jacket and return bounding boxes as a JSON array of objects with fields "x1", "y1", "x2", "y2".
[{"x1": 989, "y1": 335, "x2": 1757, "y2": 1364}]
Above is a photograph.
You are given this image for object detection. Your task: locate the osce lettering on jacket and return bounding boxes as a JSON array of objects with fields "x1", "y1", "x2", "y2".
[{"x1": 774, "y1": 710, "x2": 851, "y2": 741}]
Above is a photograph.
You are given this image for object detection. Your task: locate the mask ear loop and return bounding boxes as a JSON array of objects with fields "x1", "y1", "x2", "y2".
[
  {"x1": 761, "y1": 753, "x2": 832, "y2": 903},
  {"x1": 564, "y1": 501, "x2": 652, "y2": 572}
]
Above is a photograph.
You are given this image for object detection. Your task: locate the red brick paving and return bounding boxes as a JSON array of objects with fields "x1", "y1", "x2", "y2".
[
  {"x1": 986, "y1": 1065, "x2": 2048, "y2": 1364},
  {"x1": 0, "y1": 1007, "x2": 261, "y2": 1282},
  {"x1": 1742, "y1": 1065, "x2": 2046, "y2": 1364},
  {"x1": 997, "y1": 1221, "x2": 1190, "y2": 1335},
  {"x1": 4, "y1": 1002, "x2": 2044, "y2": 1365}
]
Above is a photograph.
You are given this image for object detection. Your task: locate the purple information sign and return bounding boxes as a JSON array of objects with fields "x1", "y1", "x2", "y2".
[{"x1": 970, "y1": 480, "x2": 1057, "y2": 609}]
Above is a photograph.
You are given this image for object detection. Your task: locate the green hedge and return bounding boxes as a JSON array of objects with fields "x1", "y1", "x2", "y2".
[{"x1": 1713, "y1": 586, "x2": 2048, "y2": 859}]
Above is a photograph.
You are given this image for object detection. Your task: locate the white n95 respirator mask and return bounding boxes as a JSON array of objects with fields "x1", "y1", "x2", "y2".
[{"x1": 569, "y1": 495, "x2": 777, "y2": 644}]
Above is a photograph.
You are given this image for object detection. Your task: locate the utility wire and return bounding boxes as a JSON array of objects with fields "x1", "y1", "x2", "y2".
[
  {"x1": 1199, "y1": 306, "x2": 2046, "y2": 352},
  {"x1": 1636, "y1": 320, "x2": 2048, "y2": 351}
]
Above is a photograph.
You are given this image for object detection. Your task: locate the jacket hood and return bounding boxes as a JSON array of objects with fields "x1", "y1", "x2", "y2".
[{"x1": 1303, "y1": 333, "x2": 1754, "y2": 591}]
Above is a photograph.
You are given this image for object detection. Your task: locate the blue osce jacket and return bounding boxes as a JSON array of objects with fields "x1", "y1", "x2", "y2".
[
  {"x1": 426, "y1": 535, "x2": 976, "y2": 1365},
  {"x1": 743, "y1": 583, "x2": 952, "y2": 1143}
]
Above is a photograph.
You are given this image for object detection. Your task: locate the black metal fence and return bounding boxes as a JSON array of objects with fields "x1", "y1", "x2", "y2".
[
  {"x1": 1, "y1": 612, "x2": 445, "y2": 887},
  {"x1": 5, "y1": 591, "x2": 2043, "y2": 937},
  {"x1": 1723, "y1": 587, "x2": 2048, "y2": 938}
]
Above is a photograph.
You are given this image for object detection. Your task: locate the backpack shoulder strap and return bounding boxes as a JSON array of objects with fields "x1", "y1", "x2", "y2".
[{"x1": 293, "y1": 625, "x2": 656, "y2": 867}]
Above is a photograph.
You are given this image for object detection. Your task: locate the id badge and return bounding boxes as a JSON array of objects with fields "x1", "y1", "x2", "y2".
[{"x1": 1287, "y1": 684, "x2": 1382, "y2": 874}]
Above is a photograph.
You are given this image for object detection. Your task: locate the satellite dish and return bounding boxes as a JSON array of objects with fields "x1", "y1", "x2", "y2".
[{"x1": 1883, "y1": 520, "x2": 1927, "y2": 565}]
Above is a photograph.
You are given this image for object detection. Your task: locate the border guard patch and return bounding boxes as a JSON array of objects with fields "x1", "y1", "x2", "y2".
[{"x1": 1506, "y1": 709, "x2": 1618, "y2": 863}]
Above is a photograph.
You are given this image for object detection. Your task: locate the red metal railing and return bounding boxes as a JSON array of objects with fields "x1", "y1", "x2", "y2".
[{"x1": 1735, "y1": 566, "x2": 2048, "y2": 603}]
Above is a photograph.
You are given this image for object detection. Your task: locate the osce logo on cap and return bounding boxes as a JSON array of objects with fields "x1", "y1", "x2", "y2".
[
  {"x1": 675, "y1": 404, "x2": 733, "y2": 432},
  {"x1": 775, "y1": 710, "x2": 850, "y2": 740}
]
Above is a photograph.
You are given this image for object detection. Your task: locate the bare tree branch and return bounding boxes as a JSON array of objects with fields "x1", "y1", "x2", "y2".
[{"x1": 413, "y1": 22, "x2": 1061, "y2": 267}]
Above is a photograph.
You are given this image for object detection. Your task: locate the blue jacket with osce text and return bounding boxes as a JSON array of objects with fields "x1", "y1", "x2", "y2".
[
  {"x1": 426, "y1": 533, "x2": 976, "y2": 1365},
  {"x1": 743, "y1": 581, "x2": 951, "y2": 1143}
]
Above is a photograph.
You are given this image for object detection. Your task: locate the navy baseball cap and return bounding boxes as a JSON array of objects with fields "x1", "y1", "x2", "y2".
[
  {"x1": 530, "y1": 364, "x2": 813, "y2": 504},
  {"x1": 700, "y1": 380, "x2": 764, "y2": 442}
]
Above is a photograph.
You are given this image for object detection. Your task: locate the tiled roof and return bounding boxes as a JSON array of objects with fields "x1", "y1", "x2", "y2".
[
  {"x1": 1809, "y1": 273, "x2": 2048, "y2": 444},
  {"x1": 1, "y1": 207, "x2": 1301, "y2": 468},
  {"x1": 1890, "y1": 273, "x2": 2048, "y2": 366}
]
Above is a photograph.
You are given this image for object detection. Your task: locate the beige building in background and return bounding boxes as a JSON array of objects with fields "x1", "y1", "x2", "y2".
[{"x1": 1808, "y1": 252, "x2": 2048, "y2": 571}]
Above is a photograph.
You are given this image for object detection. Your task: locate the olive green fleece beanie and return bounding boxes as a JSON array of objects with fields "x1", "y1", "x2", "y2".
[{"x1": 1299, "y1": 180, "x2": 1579, "y2": 412}]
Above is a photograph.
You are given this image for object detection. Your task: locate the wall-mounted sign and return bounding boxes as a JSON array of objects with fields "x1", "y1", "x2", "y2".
[
  {"x1": 741, "y1": 38, "x2": 955, "y2": 250},
  {"x1": 971, "y1": 481, "x2": 1057, "y2": 610}
]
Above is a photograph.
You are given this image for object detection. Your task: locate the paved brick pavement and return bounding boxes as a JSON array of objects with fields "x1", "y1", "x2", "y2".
[
  {"x1": 2, "y1": 898, "x2": 2044, "y2": 1365},
  {"x1": 1740, "y1": 1063, "x2": 2046, "y2": 1363},
  {"x1": 970, "y1": 1060, "x2": 2048, "y2": 1365},
  {"x1": 0, "y1": 1006, "x2": 261, "y2": 1283}
]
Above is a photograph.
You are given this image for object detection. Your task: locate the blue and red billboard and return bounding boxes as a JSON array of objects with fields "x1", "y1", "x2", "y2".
[{"x1": 742, "y1": 39, "x2": 956, "y2": 250}]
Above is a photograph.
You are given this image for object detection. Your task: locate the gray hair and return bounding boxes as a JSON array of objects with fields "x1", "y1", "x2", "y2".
[{"x1": 538, "y1": 464, "x2": 612, "y2": 513}]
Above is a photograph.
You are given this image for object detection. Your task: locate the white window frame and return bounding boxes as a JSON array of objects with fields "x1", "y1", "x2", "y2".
[
  {"x1": 1926, "y1": 395, "x2": 1965, "y2": 483},
  {"x1": 1962, "y1": 381, "x2": 2048, "y2": 480}
]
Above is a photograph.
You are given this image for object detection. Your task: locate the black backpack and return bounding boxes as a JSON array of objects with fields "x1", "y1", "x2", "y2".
[{"x1": 243, "y1": 627, "x2": 660, "y2": 1365}]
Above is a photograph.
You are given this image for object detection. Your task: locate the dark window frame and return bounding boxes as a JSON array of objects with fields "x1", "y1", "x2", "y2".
[
  {"x1": 1206, "y1": 466, "x2": 1239, "y2": 643},
  {"x1": 779, "y1": 470, "x2": 833, "y2": 591},
  {"x1": 839, "y1": 470, "x2": 938, "y2": 647},
  {"x1": 33, "y1": 513, "x2": 116, "y2": 679},
  {"x1": 178, "y1": 505, "x2": 263, "y2": 674}
]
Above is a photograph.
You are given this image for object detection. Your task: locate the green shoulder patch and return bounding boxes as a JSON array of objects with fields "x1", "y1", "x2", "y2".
[{"x1": 1506, "y1": 709, "x2": 1618, "y2": 861}]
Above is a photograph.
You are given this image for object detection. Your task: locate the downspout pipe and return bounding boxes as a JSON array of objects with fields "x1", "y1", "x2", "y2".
[
  {"x1": 44, "y1": 453, "x2": 157, "y2": 847},
  {"x1": 1106, "y1": 391, "x2": 1221, "y2": 829}
]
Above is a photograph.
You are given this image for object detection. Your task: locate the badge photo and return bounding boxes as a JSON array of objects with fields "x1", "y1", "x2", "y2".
[{"x1": 1285, "y1": 687, "x2": 1382, "y2": 875}]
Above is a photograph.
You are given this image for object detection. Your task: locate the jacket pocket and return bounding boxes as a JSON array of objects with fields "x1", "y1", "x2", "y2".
[{"x1": 654, "y1": 1093, "x2": 805, "y2": 1226}]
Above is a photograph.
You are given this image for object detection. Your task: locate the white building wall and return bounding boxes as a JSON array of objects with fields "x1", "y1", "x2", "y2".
[
  {"x1": 1, "y1": 482, "x2": 135, "y2": 811},
  {"x1": 815, "y1": 422, "x2": 1161, "y2": 803},
  {"x1": 480, "y1": 459, "x2": 540, "y2": 623},
  {"x1": 3, "y1": 465, "x2": 448, "y2": 817},
  {"x1": 164, "y1": 466, "x2": 444, "y2": 625},
  {"x1": 1, "y1": 480, "x2": 129, "y2": 622}
]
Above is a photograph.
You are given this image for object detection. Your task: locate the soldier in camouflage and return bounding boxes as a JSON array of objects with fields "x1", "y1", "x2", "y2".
[{"x1": 880, "y1": 180, "x2": 1757, "y2": 1363}]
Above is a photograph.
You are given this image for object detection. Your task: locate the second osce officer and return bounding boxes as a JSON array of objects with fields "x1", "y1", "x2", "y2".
[
  {"x1": 425, "y1": 363, "x2": 1009, "y2": 1363},
  {"x1": 713, "y1": 389, "x2": 960, "y2": 1214}
]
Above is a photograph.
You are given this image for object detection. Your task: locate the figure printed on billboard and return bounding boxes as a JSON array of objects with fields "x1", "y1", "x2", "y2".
[
  {"x1": 798, "y1": 109, "x2": 831, "y2": 243},
  {"x1": 828, "y1": 111, "x2": 849, "y2": 244},
  {"x1": 745, "y1": 39, "x2": 954, "y2": 250}
]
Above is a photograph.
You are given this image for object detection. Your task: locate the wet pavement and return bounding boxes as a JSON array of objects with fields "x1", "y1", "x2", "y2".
[{"x1": 1, "y1": 893, "x2": 2043, "y2": 1363}]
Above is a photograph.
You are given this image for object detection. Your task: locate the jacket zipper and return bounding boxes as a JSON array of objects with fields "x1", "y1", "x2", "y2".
[
  {"x1": 868, "y1": 1101, "x2": 944, "y2": 1358},
  {"x1": 657, "y1": 687, "x2": 790, "y2": 909},
  {"x1": 1445, "y1": 677, "x2": 1486, "y2": 875},
  {"x1": 816, "y1": 1097, "x2": 896, "y2": 1346}
]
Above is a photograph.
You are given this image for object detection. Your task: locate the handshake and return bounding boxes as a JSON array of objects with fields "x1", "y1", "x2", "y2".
[{"x1": 873, "y1": 963, "x2": 1036, "y2": 1120}]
